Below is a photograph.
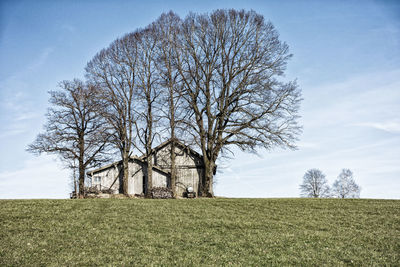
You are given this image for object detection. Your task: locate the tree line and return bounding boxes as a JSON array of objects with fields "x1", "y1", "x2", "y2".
[
  {"x1": 28, "y1": 9, "x2": 302, "y2": 198},
  {"x1": 300, "y1": 168, "x2": 361, "y2": 198}
]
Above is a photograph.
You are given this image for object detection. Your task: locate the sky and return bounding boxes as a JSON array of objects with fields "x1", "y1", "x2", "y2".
[{"x1": 0, "y1": 0, "x2": 399, "y2": 199}]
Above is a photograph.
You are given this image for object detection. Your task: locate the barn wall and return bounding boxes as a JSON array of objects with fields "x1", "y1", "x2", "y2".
[
  {"x1": 91, "y1": 160, "x2": 170, "y2": 195},
  {"x1": 91, "y1": 160, "x2": 145, "y2": 195},
  {"x1": 175, "y1": 167, "x2": 202, "y2": 197},
  {"x1": 152, "y1": 169, "x2": 169, "y2": 188},
  {"x1": 129, "y1": 161, "x2": 144, "y2": 195},
  {"x1": 153, "y1": 143, "x2": 204, "y2": 197},
  {"x1": 91, "y1": 165, "x2": 120, "y2": 194}
]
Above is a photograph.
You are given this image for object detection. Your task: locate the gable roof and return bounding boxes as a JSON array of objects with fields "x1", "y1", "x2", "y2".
[
  {"x1": 87, "y1": 155, "x2": 170, "y2": 176},
  {"x1": 140, "y1": 138, "x2": 203, "y2": 160}
]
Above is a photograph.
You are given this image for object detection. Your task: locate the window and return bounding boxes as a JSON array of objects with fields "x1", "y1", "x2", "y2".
[{"x1": 94, "y1": 176, "x2": 101, "y2": 183}]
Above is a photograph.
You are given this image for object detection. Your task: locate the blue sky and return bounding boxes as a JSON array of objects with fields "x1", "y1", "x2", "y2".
[{"x1": 0, "y1": 0, "x2": 399, "y2": 199}]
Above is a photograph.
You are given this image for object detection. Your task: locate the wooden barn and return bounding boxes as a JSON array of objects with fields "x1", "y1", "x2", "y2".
[{"x1": 86, "y1": 139, "x2": 205, "y2": 197}]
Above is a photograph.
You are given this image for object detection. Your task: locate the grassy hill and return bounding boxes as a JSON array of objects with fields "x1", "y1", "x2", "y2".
[{"x1": 0, "y1": 198, "x2": 399, "y2": 266}]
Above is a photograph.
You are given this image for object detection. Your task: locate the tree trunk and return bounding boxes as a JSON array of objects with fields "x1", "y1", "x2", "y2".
[
  {"x1": 146, "y1": 153, "x2": 153, "y2": 198},
  {"x1": 78, "y1": 160, "x2": 85, "y2": 198},
  {"x1": 122, "y1": 151, "x2": 129, "y2": 195},
  {"x1": 145, "y1": 95, "x2": 153, "y2": 198},
  {"x1": 201, "y1": 159, "x2": 214, "y2": 197},
  {"x1": 78, "y1": 133, "x2": 85, "y2": 198},
  {"x1": 74, "y1": 175, "x2": 77, "y2": 198},
  {"x1": 73, "y1": 166, "x2": 78, "y2": 198},
  {"x1": 170, "y1": 139, "x2": 177, "y2": 198},
  {"x1": 168, "y1": 79, "x2": 177, "y2": 197}
]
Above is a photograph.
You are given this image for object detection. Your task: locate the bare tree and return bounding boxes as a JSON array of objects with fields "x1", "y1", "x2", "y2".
[
  {"x1": 27, "y1": 79, "x2": 110, "y2": 197},
  {"x1": 299, "y1": 169, "x2": 330, "y2": 198},
  {"x1": 332, "y1": 169, "x2": 361, "y2": 198},
  {"x1": 85, "y1": 33, "x2": 139, "y2": 195},
  {"x1": 82, "y1": 9, "x2": 301, "y2": 198},
  {"x1": 175, "y1": 10, "x2": 302, "y2": 196},
  {"x1": 134, "y1": 26, "x2": 161, "y2": 196},
  {"x1": 153, "y1": 12, "x2": 184, "y2": 197}
]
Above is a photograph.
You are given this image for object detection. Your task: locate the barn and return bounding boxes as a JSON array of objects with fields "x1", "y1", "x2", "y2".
[{"x1": 86, "y1": 139, "x2": 205, "y2": 197}]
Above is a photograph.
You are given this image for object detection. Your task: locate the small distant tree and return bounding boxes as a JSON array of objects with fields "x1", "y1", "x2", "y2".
[
  {"x1": 27, "y1": 79, "x2": 110, "y2": 197},
  {"x1": 332, "y1": 169, "x2": 361, "y2": 198},
  {"x1": 300, "y1": 169, "x2": 330, "y2": 198}
]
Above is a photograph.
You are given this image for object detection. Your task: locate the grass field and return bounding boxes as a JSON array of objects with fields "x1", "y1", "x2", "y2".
[{"x1": 0, "y1": 198, "x2": 399, "y2": 266}]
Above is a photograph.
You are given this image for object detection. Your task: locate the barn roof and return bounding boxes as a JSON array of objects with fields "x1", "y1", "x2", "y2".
[{"x1": 139, "y1": 138, "x2": 203, "y2": 160}]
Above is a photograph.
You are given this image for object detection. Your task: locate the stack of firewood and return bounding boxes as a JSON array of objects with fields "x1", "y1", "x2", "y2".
[
  {"x1": 101, "y1": 188, "x2": 114, "y2": 194},
  {"x1": 84, "y1": 187, "x2": 113, "y2": 195},
  {"x1": 85, "y1": 186, "x2": 100, "y2": 194},
  {"x1": 151, "y1": 187, "x2": 173, "y2": 199}
]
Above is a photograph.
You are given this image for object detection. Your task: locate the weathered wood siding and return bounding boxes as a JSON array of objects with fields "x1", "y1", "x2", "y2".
[
  {"x1": 90, "y1": 165, "x2": 121, "y2": 194},
  {"x1": 153, "y1": 143, "x2": 204, "y2": 196},
  {"x1": 91, "y1": 158, "x2": 169, "y2": 195},
  {"x1": 151, "y1": 168, "x2": 169, "y2": 188},
  {"x1": 153, "y1": 144, "x2": 203, "y2": 168},
  {"x1": 175, "y1": 167, "x2": 202, "y2": 197},
  {"x1": 137, "y1": 164, "x2": 169, "y2": 191},
  {"x1": 128, "y1": 160, "x2": 144, "y2": 195}
]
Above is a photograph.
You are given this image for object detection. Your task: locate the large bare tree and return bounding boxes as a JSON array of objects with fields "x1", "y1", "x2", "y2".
[
  {"x1": 85, "y1": 33, "x2": 139, "y2": 195},
  {"x1": 82, "y1": 9, "x2": 301, "y2": 198},
  {"x1": 134, "y1": 26, "x2": 161, "y2": 196},
  {"x1": 175, "y1": 10, "x2": 302, "y2": 196},
  {"x1": 153, "y1": 12, "x2": 184, "y2": 197},
  {"x1": 27, "y1": 79, "x2": 110, "y2": 197}
]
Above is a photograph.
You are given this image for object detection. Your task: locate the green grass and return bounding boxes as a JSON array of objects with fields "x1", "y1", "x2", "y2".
[{"x1": 0, "y1": 198, "x2": 399, "y2": 266}]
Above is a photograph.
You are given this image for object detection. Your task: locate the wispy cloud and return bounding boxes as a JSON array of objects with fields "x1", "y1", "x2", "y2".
[
  {"x1": 0, "y1": 155, "x2": 70, "y2": 199},
  {"x1": 302, "y1": 69, "x2": 400, "y2": 130},
  {"x1": 14, "y1": 112, "x2": 39, "y2": 121},
  {"x1": 297, "y1": 141, "x2": 318, "y2": 149},
  {"x1": 0, "y1": 128, "x2": 26, "y2": 138},
  {"x1": 0, "y1": 47, "x2": 54, "y2": 93},
  {"x1": 355, "y1": 121, "x2": 400, "y2": 133},
  {"x1": 61, "y1": 24, "x2": 76, "y2": 33},
  {"x1": 27, "y1": 47, "x2": 54, "y2": 71},
  {"x1": 0, "y1": 48, "x2": 51, "y2": 138},
  {"x1": 0, "y1": 119, "x2": 41, "y2": 138},
  {"x1": 0, "y1": 90, "x2": 40, "y2": 138}
]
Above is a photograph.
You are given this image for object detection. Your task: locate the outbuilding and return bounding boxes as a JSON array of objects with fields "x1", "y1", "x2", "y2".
[{"x1": 87, "y1": 139, "x2": 205, "y2": 197}]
